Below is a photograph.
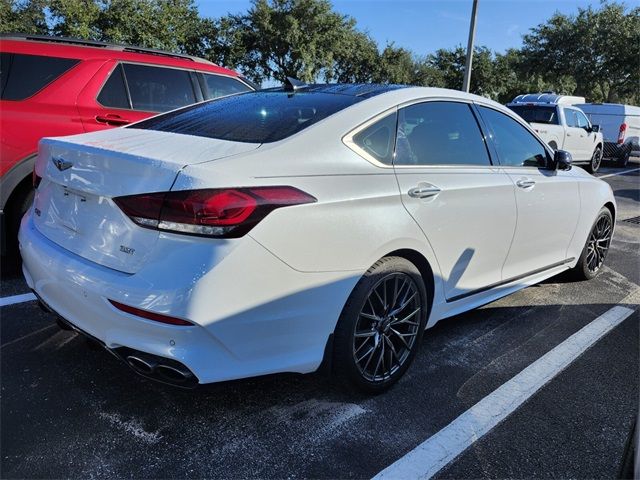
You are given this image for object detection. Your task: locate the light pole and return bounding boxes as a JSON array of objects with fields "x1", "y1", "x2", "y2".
[{"x1": 462, "y1": 0, "x2": 479, "y2": 92}]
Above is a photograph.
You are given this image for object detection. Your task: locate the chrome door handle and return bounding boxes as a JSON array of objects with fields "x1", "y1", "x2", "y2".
[
  {"x1": 516, "y1": 179, "x2": 536, "y2": 189},
  {"x1": 408, "y1": 185, "x2": 441, "y2": 198}
]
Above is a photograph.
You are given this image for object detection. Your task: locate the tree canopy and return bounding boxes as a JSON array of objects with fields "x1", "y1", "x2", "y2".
[{"x1": 1, "y1": 0, "x2": 638, "y2": 104}]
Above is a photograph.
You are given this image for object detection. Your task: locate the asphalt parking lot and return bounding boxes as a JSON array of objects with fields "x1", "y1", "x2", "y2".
[{"x1": 1, "y1": 161, "x2": 639, "y2": 479}]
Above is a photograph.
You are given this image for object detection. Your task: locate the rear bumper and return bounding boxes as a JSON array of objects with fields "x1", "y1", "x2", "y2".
[
  {"x1": 603, "y1": 141, "x2": 638, "y2": 158},
  {"x1": 19, "y1": 213, "x2": 359, "y2": 385}
]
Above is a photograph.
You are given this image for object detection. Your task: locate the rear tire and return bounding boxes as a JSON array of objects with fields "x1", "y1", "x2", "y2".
[
  {"x1": 2, "y1": 181, "x2": 34, "y2": 275},
  {"x1": 332, "y1": 256, "x2": 427, "y2": 393},
  {"x1": 617, "y1": 146, "x2": 631, "y2": 168},
  {"x1": 571, "y1": 207, "x2": 613, "y2": 280},
  {"x1": 585, "y1": 146, "x2": 602, "y2": 174}
]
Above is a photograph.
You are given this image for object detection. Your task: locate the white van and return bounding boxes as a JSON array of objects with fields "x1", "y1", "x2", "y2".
[{"x1": 575, "y1": 103, "x2": 640, "y2": 167}]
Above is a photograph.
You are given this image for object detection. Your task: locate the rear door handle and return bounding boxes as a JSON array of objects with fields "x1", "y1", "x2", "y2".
[
  {"x1": 516, "y1": 178, "x2": 536, "y2": 189},
  {"x1": 408, "y1": 184, "x2": 441, "y2": 198},
  {"x1": 95, "y1": 114, "x2": 130, "y2": 126}
]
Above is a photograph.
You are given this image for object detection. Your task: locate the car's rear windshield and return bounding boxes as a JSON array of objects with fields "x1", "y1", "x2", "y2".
[
  {"x1": 508, "y1": 105, "x2": 559, "y2": 125},
  {"x1": 130, "y1": 91, "x2": 363, "y2": 143}
]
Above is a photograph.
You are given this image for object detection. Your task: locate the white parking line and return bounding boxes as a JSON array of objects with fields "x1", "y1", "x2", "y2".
[
  {"x1": 373, "y1": 304, "x2": 636, "y2": 480},
  {"x1": 0, "y1": 292, "x2": 36, "y2": 307},
  {"x1": 598, "y1": 167, "x2": 640, "y2": 179}
]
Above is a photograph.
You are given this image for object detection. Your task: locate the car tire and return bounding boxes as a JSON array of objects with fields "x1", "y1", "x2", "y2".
[
  {"x1": 585, "y1": 145, "x2": 603, "y2": 174},
  {"x1": 332, "y1": 256, "x2": 427, "y2": 393},
  {"x1": 571, "y1": 207, "x2": 613, "y2": 280},
  {"x1": 3, "y1": 182, "x2": 34, "y2": 273},
  {"x1": 617, "y1": 146, "x2": 631, "y2": 168}
]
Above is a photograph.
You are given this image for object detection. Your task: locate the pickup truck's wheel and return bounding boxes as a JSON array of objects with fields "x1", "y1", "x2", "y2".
[
  {"x1": 571, "y1": 207, "x2": 612, "y2": 280},
  {"x1": 617, "y1": 146, "x2": 631, "y2": 168},
  {"x1": 586, "y1": 145, "x2": 602, "y2": 173},
  {"x1": 332, "y1": 257, "x2": 427, "y2": 393}
]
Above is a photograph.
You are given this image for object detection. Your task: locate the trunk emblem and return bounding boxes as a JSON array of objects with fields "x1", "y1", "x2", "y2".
[{"x1": 52, "y1": 156, "x2": 73, "y2": 171}]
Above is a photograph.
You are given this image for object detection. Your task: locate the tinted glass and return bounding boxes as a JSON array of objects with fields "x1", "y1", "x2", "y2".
[
  {"x1": 564, "y1": 109, "x2": 579, "y2": 127},
  {"x1": 123, "y1": 64, "x2": 196, "y2": 112},
  {"x1": 479, "y1": 106, "x2": 548, "y2": 168},
  {"x1": 508, "y1": 105, "x2": 559, "y2": 125},
  {"x1": 575, "y1": 110, "x2": 589, "y2": 128},
  {"x1": 202, "y1": 74, "x2": 251, "y2": 99},
  {"x1": 1, "y1": 53, "x2": 79, "y2": 100},
  {"x1": 352, "y1": 112, "x2": 397, "y2": 165},
  {"x1": 394, "y1": 101, "x2": 491, "y2": 166},
  {"x1": 97, "y1": 64, "x2": 130, "y2": 109},
  {"x1": 132, "y1": 91, "x2": 362, "y2": 143}
]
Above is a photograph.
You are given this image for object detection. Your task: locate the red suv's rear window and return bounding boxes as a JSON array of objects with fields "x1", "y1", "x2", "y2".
[{"x1": 0, "y1": 53, "x2": 79, "y2": 100}]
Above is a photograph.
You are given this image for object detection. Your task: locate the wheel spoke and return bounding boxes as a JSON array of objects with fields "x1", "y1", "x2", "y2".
[
  {"x1": 359, "y1": 312, "x2": 379, "y2": 322},
  {"x1": 354, "y1": 330, "x2": 376, "y2": 338},
  {"x1": 391, "y1": 307, "x2": 421, "y2": 326},
  {"x1": 384, "y1": 335, "x2": 402, "y2": 369},
  {"x1": 389, "y1": 327, "x2": 412, "y2": 349}
]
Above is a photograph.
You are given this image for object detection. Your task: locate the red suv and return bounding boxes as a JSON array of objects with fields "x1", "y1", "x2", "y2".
[{"x1": 0, "y1": 34, "x2": 254, "y2": 259}]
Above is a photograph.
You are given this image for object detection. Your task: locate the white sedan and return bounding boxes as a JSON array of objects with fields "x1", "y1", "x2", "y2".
[{"x1": 19, "y1": 84, "x2": 616, "y2": 392}]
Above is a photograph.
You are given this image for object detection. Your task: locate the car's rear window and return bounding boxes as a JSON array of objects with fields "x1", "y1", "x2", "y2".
[
  {"x1": 131, "y1": 91, "x2": 363, "y2": 143},
  {"x1": 508, "y1": 105, "x2": 559, "y2": 125},
  {"x1": 0, "y1": 53, "x2": 80, "y2": 100}
]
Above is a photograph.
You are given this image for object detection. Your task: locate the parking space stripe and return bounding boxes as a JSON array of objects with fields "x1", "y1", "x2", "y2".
[
  {"x1": 598, "y1": 167, "x2": 640, "y2": 179},
  {"x1": 373, "y1": 304, "x2": 636, "y2": 480},
  {"x1": 0, "y1": 293, "x2": 36, "y2": 307}
]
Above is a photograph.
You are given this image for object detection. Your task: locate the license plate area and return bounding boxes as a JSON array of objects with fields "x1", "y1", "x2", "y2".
[{"x1": 57, "y1": 186, "x2": 93, "y2": 234}]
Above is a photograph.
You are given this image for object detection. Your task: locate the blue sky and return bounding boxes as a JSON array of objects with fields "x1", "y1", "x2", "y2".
[{"x1": 197, "y1": 0, "x2": 600, "y2": 55}]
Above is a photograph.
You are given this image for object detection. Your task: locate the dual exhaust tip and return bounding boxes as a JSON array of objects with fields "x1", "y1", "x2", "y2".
[{"x1": 125, "y1": 354, "x2": 195, "y2": 386}]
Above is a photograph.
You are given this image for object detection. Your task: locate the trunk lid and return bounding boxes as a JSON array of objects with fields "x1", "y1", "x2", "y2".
[{"x1": 33, "y1": 128, "x2": 259, "y2": 273}]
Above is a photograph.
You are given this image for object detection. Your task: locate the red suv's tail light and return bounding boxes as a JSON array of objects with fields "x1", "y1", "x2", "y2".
[
  {"x1": 618, "y1": 123, "x2": 627, "y2": 144},
  {"x1": 113, "y1": 187, "x2": 316, "y2": 238}
]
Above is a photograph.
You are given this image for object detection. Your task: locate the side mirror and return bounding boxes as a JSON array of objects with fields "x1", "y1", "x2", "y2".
[
  {"x1": 552, "y1": 150, "x2": 572, "y2": 171},
  {"x1": 590, "y1": 124, "x2": 601, "y2": 133}
]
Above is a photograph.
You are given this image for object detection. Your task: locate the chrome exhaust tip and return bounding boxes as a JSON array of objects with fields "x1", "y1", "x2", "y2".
[
  {"x1": 126, "y1": 355, "x2": 157, "y2": 375},
  {"x1": 155, "y1": 364, "x2": 192, "y2": 383}
]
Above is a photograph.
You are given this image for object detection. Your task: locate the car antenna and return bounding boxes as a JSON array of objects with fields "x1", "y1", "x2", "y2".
[{"x1": 284, "y1": 77, "x2": 307, "y2": 92}]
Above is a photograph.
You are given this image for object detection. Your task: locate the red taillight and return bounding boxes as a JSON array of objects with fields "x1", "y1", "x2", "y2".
[
  {"x1": 113, "y1": 187, "x2": 316, "y2": 238},
  {"x1": 109, "y1": 300, "x2": 194, "y2": 326},
  {"x1": 618, "y1": 123, "x2": 627, "y2": 144},
  {"x1": 33, "y1": 170, "x2": 42, "y2": 189}
]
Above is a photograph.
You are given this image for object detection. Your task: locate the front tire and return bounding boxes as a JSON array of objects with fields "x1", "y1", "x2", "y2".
[
  {"x1": 571, "y1": 207, "x2": 613, "y2": 280},
  {"x1": 585, "y1": 145, "x2": 603, "y2": 173},
  {"x1": 332, "y1": 256, "x2": 427, "y2": 393}
]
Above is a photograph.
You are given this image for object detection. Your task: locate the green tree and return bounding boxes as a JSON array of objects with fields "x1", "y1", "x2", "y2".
[
  {"x1": 522, "y1": 2, "x2": 640, "y2": 103},
  {"x1": 0, "y1": 0, "x2": 48, "y2": 34},
  {"x1": 225, "y1": 0, "x2": 369, "y2": 83}
]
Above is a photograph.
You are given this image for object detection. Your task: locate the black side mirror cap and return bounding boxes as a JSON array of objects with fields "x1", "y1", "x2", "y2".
[
  {"x1": 590, "y1": 124, "x2": 601, "y2": 133},
  {"x1": 552, "y1": 150, "x2": 572, "y2": 171}
]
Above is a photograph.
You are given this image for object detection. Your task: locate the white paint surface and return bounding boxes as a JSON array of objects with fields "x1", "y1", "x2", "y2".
[
  {"x1": 0, "y1": 292, "x2": 36, "y2": 307},
  {"x1": 373, "y1": 304, "x2": 636, "y2": 480}
]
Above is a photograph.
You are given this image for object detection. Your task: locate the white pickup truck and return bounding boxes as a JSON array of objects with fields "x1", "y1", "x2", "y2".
[{"x1": 507, "y1": 93, "x2": 604, "y2": 173}]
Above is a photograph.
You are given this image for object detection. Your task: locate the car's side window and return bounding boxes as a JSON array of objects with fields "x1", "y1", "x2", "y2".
[
  {"x1": 351, "y1": 112, "x2": 398, "y2": 165},
  {"x1": 97, "y1": 64, "x2": 131, "y2": 109},
  {"x1": 478, "y1": 106, "x2": 549, "y2": 168},
  {"x1": 0, "y1": 53, "x2": 79, "y2": 101},
  {"x1": 394, "y1": 101, "x2": 491, "y2": 166},
  {"x1": 122, "y1": 63, "x2": 196, "y2": 112},
  {"x1": 201, "y1": 73, "x2": 252, "y2": 100},
  {"x1": 564, "y1": 109, "x2": 579, "y2": 128},
  {"x1": 575, "y1": 110, "x2": 590, "y2": 128}
]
